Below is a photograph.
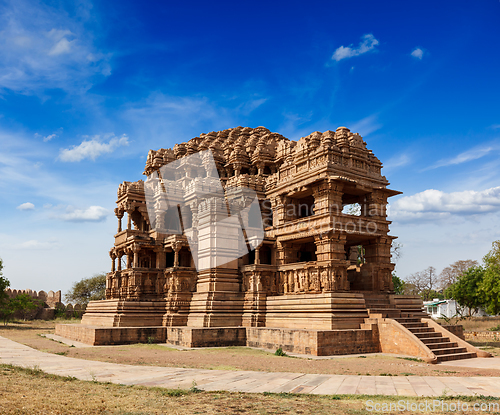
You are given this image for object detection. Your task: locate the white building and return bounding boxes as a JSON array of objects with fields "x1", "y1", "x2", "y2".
[{"x1": 423, "y1": 299, "x2": 490, "y2": 319}]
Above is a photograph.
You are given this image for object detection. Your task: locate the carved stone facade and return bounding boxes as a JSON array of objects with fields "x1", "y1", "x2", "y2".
[{"x1": 81, "y1": 126, "x2": 401, "y2": 330}]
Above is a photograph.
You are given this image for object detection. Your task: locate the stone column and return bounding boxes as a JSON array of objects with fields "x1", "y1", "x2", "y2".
[
  {"x1": 173, "y1": 242, "x2": 181, "y2": 267},
  {"x1": 115, "y1": 209, "x2": 123, "y2": 233},
  {"x1": 132, "y1": 244, "x2": 141, "y2": 268},
  {"x1": 127, "y1": 212, "x2": 132, "y2": 230},
  {"x1": 254, "y1": 247, "x2": 260, "y2": 265},
  {"x1": 110, "y1": 251, "x2": 116, "y2": 272},
  {"x1": 117, "y1": 253, "x2": 122, "y2": 271}
]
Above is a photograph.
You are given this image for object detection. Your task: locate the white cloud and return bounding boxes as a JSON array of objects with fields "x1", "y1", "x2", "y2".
[
  {"x1": 426, "y1": 142, "x2": 500, "y2": 170},
  {"x1": 57, "y1": 206, "x2": 109, "y2": 222},
  {"x1": 16, "y1": 202, "x2": 35, "y2": 210},
  {"x1": 349, "y1": 114, "x2": 382, "y2": 137},
  {"x1": 383, "y1": 154, "x2": 411, "y2": 171},
  {"x1": 0, "y1": 0, "x2": 111, "y2": 94},
  {"x1": 390, "y1": 186, "x2": 500, "y2": 222},
  {"x1": 18, "y1": 239, "x2": 58, "y2": 249},
  {"x1": 2, "y1": 239, "x2": 59, "y2": 250},
  {"x1": 59, "y1": 134, "x2": 129, "y2": 162},
  {"x1": 332, "y1": 34, "x2": 379, "y2": 62},
  {"x1": 411, "y1": 48, "x2": 424, "y2": 60},
  {"x1": 43, "y1": 134, "x2": 57, "y2": 142}
]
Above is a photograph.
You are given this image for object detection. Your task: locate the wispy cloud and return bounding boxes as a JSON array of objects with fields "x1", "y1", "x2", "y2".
[
  {"x1": 56, "y1": 205, "x2": 109, "y2": 222},
  {"x1": 411, "y1": 47, "x2": 424, "y2": 60},
  {"x1": 0, "y1": 0, "x2": 110, "y2": 94},
  {"x1": 332, "y1": 34, "x2": 379, "y2": 62},
  {"x1": 16, "y1": 202, "x2": 35, "y2": 210},
  {"x1": 383, "y1": 154, "x2": 411, "y2": 171},
  {"x1": 390, "y1": 186, "x2": 500, "y2": 222},
  {"x1": 349, "y1": 114, "x2": 382, "y2": 137},
  {"x1": 425, "y1": 142, "x2": 500, "y2": 170},
  {"x1": 59, "y1": 134, "x2": 129, "y2": 162},
  {"x1": 43, "y1": 134, "x2": 57, "y2": 142},
  {"x1": 9, "y1": 239, "x2": 59, "y2": 250}
]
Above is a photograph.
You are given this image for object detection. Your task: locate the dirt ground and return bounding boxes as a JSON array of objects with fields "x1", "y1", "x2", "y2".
[{"x1": 1, "y1": 320, "x2": 500, "y2": 378}]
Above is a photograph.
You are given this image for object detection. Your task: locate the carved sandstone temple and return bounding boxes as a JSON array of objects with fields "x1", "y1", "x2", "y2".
[{"x1": 57, "y1": 126, "x2": 488, "y2": 362}]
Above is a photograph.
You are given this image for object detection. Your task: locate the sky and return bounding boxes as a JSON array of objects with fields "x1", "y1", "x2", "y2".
[{"x1": 1, "y1": 0, "x2": 500, "y2": 294}]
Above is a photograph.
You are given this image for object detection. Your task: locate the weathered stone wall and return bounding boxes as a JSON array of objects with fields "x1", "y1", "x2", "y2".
[
  {"x1": 3, "y1": 289, "x2": 86, "y2": 320},
  {"x1": 465, "y1": 331, "x2": 500, "y2": 342},
  {"x1": 5, "y1": 289, "x2": 61, "y2": 308},
  {"x1": 441, "y1": 325, "x2": 465, "y2": 340}
]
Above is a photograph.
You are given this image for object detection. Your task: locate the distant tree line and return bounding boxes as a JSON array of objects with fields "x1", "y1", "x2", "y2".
[
  {"x1": 0, "y1": 258, "x2": 41, "y2": 325},
  {"x1": 393, "y1": 240, "x2": 500, "y2": 317}
]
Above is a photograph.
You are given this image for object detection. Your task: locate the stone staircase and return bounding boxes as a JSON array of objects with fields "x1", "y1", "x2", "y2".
[
  {"x1": 363, "y1": 294, "x2": 477, "y2": 363},
  {"x1": 394, "y1": 317, "x2": 476, "y2": 362},
  {"x1": 364, "y1": 297, "x2": 401, "y2": 319}
]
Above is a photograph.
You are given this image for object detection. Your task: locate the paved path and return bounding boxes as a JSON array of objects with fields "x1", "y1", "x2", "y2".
[{"x1": 1, "y1": 336, "x2": 500, "y2": 397}]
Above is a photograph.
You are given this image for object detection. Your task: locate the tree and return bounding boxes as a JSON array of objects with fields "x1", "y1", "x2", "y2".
[
  {"x1": 479, "y1": 241, "x2": 500, "y2": 315},
  {"x1": 405, "y1": 266, "x2": 439, "y2": 301},
  {"x1": 0, "y1": 258, "x2": 12, "y2": 324},
  {"x1": 392, "y1": 274, "x2": 405, "y2": 295},
  {"x1": 439, "y1": 259, "x2": 479, "y2": 291},
  {"x1": 445, "y1": 266, "x2": 486, "y2": 317},
  {"x1": 64, "y1": 274, "x2": 107, "y2": 304},
  {"x1": 8, "y1": 293, "x2": 40, "y2": 321},
  {"x1": 391, "y1": 242, "x2": 402, "y2": 264}
]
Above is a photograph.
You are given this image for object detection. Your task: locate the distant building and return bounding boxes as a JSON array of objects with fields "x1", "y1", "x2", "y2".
[{"x1": 424, "y1": 299, "x2": 490, "y2": 319}]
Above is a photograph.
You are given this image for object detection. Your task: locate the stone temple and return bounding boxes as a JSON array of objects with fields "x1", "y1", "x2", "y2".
[{"x1": 57, "y1": 126, "x2": 488, "y2": 362}]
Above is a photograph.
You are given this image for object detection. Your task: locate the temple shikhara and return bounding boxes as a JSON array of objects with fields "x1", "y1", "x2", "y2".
[{"x1": 57, "y1": 126, "x2": 488, "y2": 362}]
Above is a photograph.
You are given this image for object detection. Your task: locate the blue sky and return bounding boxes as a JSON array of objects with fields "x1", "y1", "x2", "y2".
[{"x1": 1, "y1": 0, "x2": 500, "y2": 293}]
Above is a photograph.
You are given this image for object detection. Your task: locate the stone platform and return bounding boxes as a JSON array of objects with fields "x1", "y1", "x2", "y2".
[{"x1": 55, "y1": 324, "x2": 379, "y2": 356}]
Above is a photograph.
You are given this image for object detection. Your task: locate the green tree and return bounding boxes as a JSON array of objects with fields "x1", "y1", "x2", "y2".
[
  {"x1": 479, "y1": 241, "x2": 500, "y2": 315},
  {"x1": 439, "y1": 259, "x2": 479, "y2": 291},
  {"x1": 0, "y1": 258, "x2": 12, "y2": 324},
  {"x1": 392, "y1": 273, "x2": 405, "y2": 295},
  {"x1": 445, "y1": 266, "x2": 486, "y2": 317},
  {"x1": 64, "y1": 273, "x2": 106, "y2": 304},
  {"x1": 9, "y1": 293, "x2": 40, "y2": 321}
]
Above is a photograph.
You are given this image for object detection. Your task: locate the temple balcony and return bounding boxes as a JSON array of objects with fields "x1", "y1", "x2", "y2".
[
  {"x1": 114, "y1": 229, "x2": 149, "y2": 246},
  {"x1": 269, "y1": 213, "x2": 390, "y2": 239},
  {"x1": 241, "y1": 264, "x2": 277, "y2": 273}
]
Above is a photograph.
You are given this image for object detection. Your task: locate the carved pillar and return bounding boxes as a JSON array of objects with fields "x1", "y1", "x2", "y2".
[
  {"x1": 115, "y1": 208, "x2": 124, "y2": 233},
  {"x1": 173, "y1": 242, "x2": 181, "y2": 267},
  {"x1": 110, "y1": 251, "x2": 116, "y2": 272},
  {"x1": 254, "y1": 247, "x2": 260, "y2": 265},
  {"x1": 127, "y1": 212, "x2": 132, "y2": 230},
  {"x1": 117, "y1": 252, "x2": 122, "y2": 271},
  {"x1": 132, "y1": 243, "x2": 141, "y2": 268}
]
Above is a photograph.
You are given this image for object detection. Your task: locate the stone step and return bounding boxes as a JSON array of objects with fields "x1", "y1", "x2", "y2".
[
  {"x1": 436, "y1": 352, "x2": 477, "y2": 363},
  {"x1": 414, "y1": 331, "x2": 443, "y2": 339},
  {"x1": 394, "y1": 317, "x2": 421, "y2": 323},
  {"x1": 432, "y1": 347, "x2": 467, "y2": 356},
  {"x1": 419, "y1": 336, "x2": 446, "y2": 344},
  {"x1": 367, "y1": 308, "x2": 401, "y2": 318},
  {"x1": 426, "y1": 341, "x2": 457, "y2": 350},
  {"x1": 407, "y1": 326, "x2": 433, "y2": 333},
  {"x1": 399, "y1": 322, "x2": 427, "y2": 329}
]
